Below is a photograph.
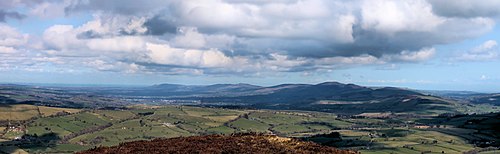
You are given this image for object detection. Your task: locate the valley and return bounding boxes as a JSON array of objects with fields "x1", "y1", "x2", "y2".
[
  {"x1": 4, "y1": 1, "x2": 500, "y2": 153},
  {"x1": 0, "y1": 83, "x2": 499, "y2": 153}
]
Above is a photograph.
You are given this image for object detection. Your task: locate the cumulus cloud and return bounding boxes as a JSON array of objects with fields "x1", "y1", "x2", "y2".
[
  {"x1": 0, "y1": 24, "x2": 29, "y2": 54},
  {"x1": 454, "y1": 40, "x2": 499, "y2": 61},
  {"x1": 42, "y1": 15, "x2": 148, "y2": 54},
  {"x1": 171, "y1": 27, "x2": 207, "y2": 49},
  {"x1": 29, "y1": 1, "x2": 69, "y2": 18},
  {"x1": 1, "y1": 0, "x2": 499, "y2": 76},
  {"x1": 0, "y1": 46, "x2": 16, "y2": 54},
  {"x1": 145, "y1": 43, "x2": 236, "y2": 68},
  {"x1": 84, "y1": 59, "x2": 141, "y2": 73},
  {"x1": 383, "y1": 48, "x2": 436, "y2": 62},
  {"x1": 128, "y1": 0, "x2": 494, "y2": 59},
  {"x1": 361, "y1": 0, "x2": 443, "y2": 33}
]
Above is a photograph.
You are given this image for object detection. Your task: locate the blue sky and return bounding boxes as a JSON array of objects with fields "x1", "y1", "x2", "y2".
[{"x1": 0, "y1": 0, "x2": 499, "y2": 92}]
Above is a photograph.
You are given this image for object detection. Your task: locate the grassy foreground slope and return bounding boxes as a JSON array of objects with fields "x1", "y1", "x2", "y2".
[
  {"x1": 0, "y1": 104, "x2": 497, "y2": 154},
  {"x1": 78, "y1": 133, "x2": 356, "y2": 154},
  {"x1": 0, "y1": 105, "x2": 352, "y2": 153}
]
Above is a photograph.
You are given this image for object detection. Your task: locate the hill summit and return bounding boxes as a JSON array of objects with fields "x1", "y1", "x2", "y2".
[{"x1": 78, "y1": 133, "x2": 356, "y2": 154}]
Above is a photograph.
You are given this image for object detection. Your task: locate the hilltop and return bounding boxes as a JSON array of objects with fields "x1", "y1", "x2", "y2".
[{"x1": 78, "y1": 133, "x2": 356, "y2": 154}]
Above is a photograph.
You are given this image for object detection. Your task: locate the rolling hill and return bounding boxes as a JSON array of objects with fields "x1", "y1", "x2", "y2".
[
  {"x1": 471, "y1": 94, "x2": 500, "y2": 106},
  {"x1": 1, "y1": 82, "x2": 497, "y2": 115}
]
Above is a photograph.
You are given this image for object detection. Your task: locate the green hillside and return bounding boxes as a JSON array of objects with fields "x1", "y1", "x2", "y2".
[{"x1": 1, "y1": 105, "x2": 497, "y2": 154}]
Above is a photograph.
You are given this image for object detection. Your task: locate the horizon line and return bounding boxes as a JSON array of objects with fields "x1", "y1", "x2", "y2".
[{"x1": 0, "y1": 81, "x2": 495, "y2": 93}]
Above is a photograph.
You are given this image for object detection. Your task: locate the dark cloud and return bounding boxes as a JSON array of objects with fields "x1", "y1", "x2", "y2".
[
  {"x1": 60, "y1": 0, "x2": 497, "y2": 59},
  {"x1": 427, "y1": 0, "x2": 500, "y2": 18},
  {"x1": 131, "y1": 0, "x2": 492, "y2": 61},
  {"x1": 76, "y1": 30, "x2": 101, "y2": 39},
  {"x1": 143, "y1": 15, "x2": 178, "y2": 35},
  {"x1": 0, "y1": 10, "x2": 26, "y2": 22},
  {"x1": 13, "y1": 0, "x2": 497, "y2": 75},
  {"x1": 65, "y1": 0, "x2": 170, "y2": 15},
  {"x1": 76, "y1": 29, "x2": 145, "y2": 39}
]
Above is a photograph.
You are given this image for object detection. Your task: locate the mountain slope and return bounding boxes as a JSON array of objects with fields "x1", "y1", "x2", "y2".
[
  {"x1": 174, "y1": 82, "x2": 471, "y2": 115},
  {"x1": 471, "y1": 94, "x2": 500, "y2": 106},
  {"x1": 198, "y1": 82, "x2": 422, "y2": 104},
  {"x1": 1, "y1": 82, "x2": 484, "y2": 115}
]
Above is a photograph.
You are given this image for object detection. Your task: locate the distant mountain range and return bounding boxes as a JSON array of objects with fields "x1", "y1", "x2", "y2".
[
  {"x1": 72, "y1": 81, "x2": 494, "y2": 114},
  {"x1": 1, "y1": 82, "x2": 498, "y2": 115},
  {"x1": 105, "y1": 82, "x2": 420, "y2": 99},
  {"x1": 183, "y1": 82, "x2": 421, "y2": 103}
]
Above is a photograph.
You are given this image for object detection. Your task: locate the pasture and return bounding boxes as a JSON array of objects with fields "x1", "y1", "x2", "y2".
[{"x1": 0, "y1": 105, "x2": 486, "y2": 154}]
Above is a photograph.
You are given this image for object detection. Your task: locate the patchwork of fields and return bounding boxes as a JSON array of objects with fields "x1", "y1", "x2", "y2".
[
  {"x1": 0, "y1": 104, "x2": 496, "y2": 153},
  {"x1": 0, "y1": 104, "x2": 80, "y2": 121}
]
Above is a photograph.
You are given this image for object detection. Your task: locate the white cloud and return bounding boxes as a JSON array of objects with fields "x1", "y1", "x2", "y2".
[
  {"x1": 142, "y1": 0, "x2": 493, "y2": 59},
  {"x1": 376, "y1": 64, "x2": 400, "y2": 70},
  {"x1": 263, "y1": 53, "x2": 308, "y2": 71},
  {"x1": 42, "y1": 15, "x2": 149, "y2": 55},
  {"x1": 146, "y1": 43, "x2": 236, "y2": 68},
  {"x1": 261, "y1": 0, "x2": 330, "y2": 19},
  {"x1": 361, "y1": 0, "x2": 443, "y2": 33},
  {"x1": 43, "y1": 25, "x2": 82, "y2": 50},
  {"x1": 0, "y1": 24, "x2": 29, "y2": 47},
  {"x1": 86, "y1": 36, "x2": 146, "y2": 52},
  {"x1": 174, "y1": 0, "x2": 263, "y2": 29},
  {"x1": 455, "y1": 40, "x2": 499, "y2": 61},
  {"x1": 317, "y1": 55, "x2": 381, "y2": 66},
  {"x1": 2, "y1": 0, "x2": 499, "y2": 76},
  {"x1": 472, "y1": 40, "x2": 497, "y2": 53},
  {"x1": 29, "y1": 1, "x2": 68, "y2": 18},
  {"x1": 0, "y1": 24, "x2": 30, "y2": 56},
  {"x1": 84, "y1": 59, "x2": 141, "y2": 73},
  {"x1": 480, "y1": 75, "x2": 488, "y2": 80},
  {"x1": 383, "y1": 48, "x2": 436, "y2": 62},
  {"x1": 0, "y1": 46, "x2": 16, "y2": 54},
  {"x1": 171, "y1": 27, "x2": 206, "y2": 49}
]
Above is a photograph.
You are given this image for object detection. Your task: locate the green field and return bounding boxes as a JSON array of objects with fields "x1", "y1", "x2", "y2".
[
  {"x1": 0, "y1": 105, "x2": 495, "y2": 153},
  {"x1": 303, "y1": 128, "x2": 477, "y2": 154}
]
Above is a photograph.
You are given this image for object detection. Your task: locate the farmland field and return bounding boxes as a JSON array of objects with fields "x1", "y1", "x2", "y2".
[
  {"x1": 0, "y1": 104, "x2": 80, "y2": 121},
  {"x1": 0, "y1": 104, "x2": 496, "y2": 153}
]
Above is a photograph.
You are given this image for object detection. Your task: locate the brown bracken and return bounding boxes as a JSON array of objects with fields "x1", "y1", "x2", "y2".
[{"x1": 77, "y1": 133, "x2": 357, "y2": 154}]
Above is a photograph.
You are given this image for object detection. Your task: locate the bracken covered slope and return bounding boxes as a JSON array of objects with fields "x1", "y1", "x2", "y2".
[{"x1": 78, "y1": 133, "x2": 356, "y2": 154}]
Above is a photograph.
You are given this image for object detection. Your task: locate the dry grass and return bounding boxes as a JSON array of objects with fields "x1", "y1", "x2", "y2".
[
  {"x1": 0, "y1": 104, "x2": 80, "y2": 120},
  {"x1": 205, "y1": 115, "x2": 239, "y2": 122},
  {"x1": 0, "y1": 104, "x2": 39, "y2": 120},
  {"x1": 38, "y1": 106, "x2": 80, "y2": 117}
]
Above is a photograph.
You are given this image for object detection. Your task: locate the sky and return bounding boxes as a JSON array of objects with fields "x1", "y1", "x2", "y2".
[{"x1": 0, "y1": 0, "x2": 500, "y2": 92}]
